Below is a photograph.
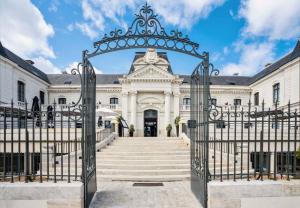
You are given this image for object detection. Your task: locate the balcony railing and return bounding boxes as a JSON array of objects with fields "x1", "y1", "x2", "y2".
[
  {"x1": 180, "y1": 104, "x2": 190, "y2": 111},
  {"x1": 96, "y1": 104, "x2": 120, "y2": 111}
]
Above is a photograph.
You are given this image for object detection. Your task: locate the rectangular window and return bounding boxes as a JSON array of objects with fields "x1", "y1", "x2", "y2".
[
  {"x1": 110, "y1": 97, "x2": 118, "y2": 104},
  {"x1": 183, "y1": 98, "x2": 191, "y2": 105},
  {"x1": 17, "y1": 81, "x2": 25, "y2": 102},
  {"x1": 273, "y1": 83, "x2": 280, "y2": 104},
  {"x1": 254, "y1": 92, "x2": 259, "y2": 106},
  {"x1": 211, "y1": 98, "x2": 217, "y2": 106},
  {"x1": 58, "y1": 98, "x2": 66, "y2": 104},
  {"x1": 40, "y1": 91, "x2": 45, "y2": 105},
  {"x1": 234, "y1": 99, "x2": 241, "y2": 106}
]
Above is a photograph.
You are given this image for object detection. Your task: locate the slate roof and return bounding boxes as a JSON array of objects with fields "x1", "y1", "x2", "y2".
[
  {"x1": 128, "y1": 51, "x2": 173, "y2": 74},
  {"x1": 179, "y1": 75, "x2": 252, "y2": 86},
  {"x1": 47, "y1": 74, "x2": 124, "y2": 85},
  {"x1": 0, "y1": 42, "x2": 50, "y2": 83},
  {"x1": 250, "y1": 40, "x2": 300, "y2": 84}
]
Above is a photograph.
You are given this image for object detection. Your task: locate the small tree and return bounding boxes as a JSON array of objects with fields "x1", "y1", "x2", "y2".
[
  {"x1": 174, "y1": 116, "x2": 181, "y2": 136},
  {"x1": 166, "y1": 124, "x2": 172, "y2": 137},
  {"x1": 129, "y1": 124, "x2": 135, "y2": 137}
]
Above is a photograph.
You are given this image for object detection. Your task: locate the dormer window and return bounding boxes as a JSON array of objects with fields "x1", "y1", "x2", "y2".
[{"x1": 58, "y1": 98, "x2": 66, "y2": 104}]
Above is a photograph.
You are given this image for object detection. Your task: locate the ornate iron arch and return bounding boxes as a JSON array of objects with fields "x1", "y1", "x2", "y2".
[{"x1": 86, "y1": 3, "x2": 206, "y2": 59}]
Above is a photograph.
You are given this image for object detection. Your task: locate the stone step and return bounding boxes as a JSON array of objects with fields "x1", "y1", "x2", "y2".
[
  {"x1": 97, "y1": 151, "x2": 190, "y2": 155},
  {"x1": 98, "y1": 169, "x2": 190, "y2": 176},
  {"x1": 96, "y1": 155, "x2": 190, "y2": 160},
  {"x1": 97, "y1": 174, "x2": 190, "y2": 182}
]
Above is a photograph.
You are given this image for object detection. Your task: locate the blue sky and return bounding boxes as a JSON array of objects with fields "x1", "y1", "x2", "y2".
[{"x1": 1, "y1": 0, "x2": 300, "y2": 76}]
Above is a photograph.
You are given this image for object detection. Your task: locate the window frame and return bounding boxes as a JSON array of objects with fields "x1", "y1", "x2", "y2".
[
  {"x1": 40, "y1": 91, "x2": 45, "y2": 105},
  {"x1": 58, "y1": 97, "x2": 66, "y2": 105},
  {"x1": 110, "y1": 97, "x2": 118, "y2": 105},
  {"x1": 17, "y1": 81, "x2": 25, "y2": 102},
  {"x1": 183, "y1": 97, "x2": 191, "y2": 105},
  {"x1": 234, "y1": 98, "x2": 241, "y2": 106},
  {"x1": 273, "y1": 83, "x2": 280, "y2": 104},
  {"x1": 254, "y1": 92, "x2": 259, "y2": 106},
  {"x1": 210, "y1": 98, "x2": 217, "y2": 106}
]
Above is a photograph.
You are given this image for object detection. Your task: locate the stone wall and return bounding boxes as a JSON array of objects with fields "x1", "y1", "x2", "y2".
[
  {"x1": 0, "y1": 182, "x2": 83, "y2": 208},
  {"x1": 208, "y1": 180, "x2": 300, "y2": 208}
]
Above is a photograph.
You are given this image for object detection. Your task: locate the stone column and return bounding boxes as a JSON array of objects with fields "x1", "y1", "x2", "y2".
[
  {"x1": 121, "y1": 92, "x2": 128, "y2": 122},
  {"x1": 173, "y1": 92, "x2": 180, "y2": 119},
  {"x1": 164, "y1": 91, "x2": 171, "y2": 131},
  {"x1": 130, "y1": 91, "x2": 137, "y2": 135}
]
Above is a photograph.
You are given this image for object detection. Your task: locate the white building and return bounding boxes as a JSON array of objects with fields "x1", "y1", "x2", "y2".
[{"x1": 0, "y1": 40, "x2": 299, "y2": 137}]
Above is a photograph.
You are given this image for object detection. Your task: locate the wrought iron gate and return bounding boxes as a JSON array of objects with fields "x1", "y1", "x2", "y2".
[
  {"x1": 189, "y1": 55, "x2": 211, "y2": 208},
  {"x1": 82, "y1": 54, "x2": 97, "y2": 208},
  {"x1": 80, "y1": 3, "x2": 214, "y2": 207}
]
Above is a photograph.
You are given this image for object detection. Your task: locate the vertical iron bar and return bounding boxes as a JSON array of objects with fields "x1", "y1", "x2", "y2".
[
  {"x1": 60, "y1": 106, "x2": 63, "y2": 180},
  {"x1": 234, "y1": 105, "x2": 237, "y2": 181},
  {"x1": 254, "y1": 107, "x2": 257, "y2": 178},
  {"x1": 287, "y1": 101, "x2": 290, "y2": 180},
  {"x1": 18, "y1": 107, "x2": 21, "y2": 181},
  {"x1": 240, "y1": 107, "x2": 244, "y2": 179},
  {"x1": 53, "y1": 102, "x2": 57, "y2": 183},
  {"x1": 247, "y1": 101, "x2": 251, "y2": 181},
  {"x1": 39, "y1": 102, "x2": 42, "y2": 182},
  {"x1": 280, "y1": 110, "x2": 284, "y2": 179},
  {"x1": 259, "y1": 100, "x2": 265, "y2": 181},
  {"x1": 227, "y1": 109, "x2": 230, "y2": 180},
  {"x1": 293, "y1": 110, "x2": 297, "y2": 176},
  {"x1": 274, "y1": 102, "x2": 278, "y2": 180},
  {"x1": 46, "y1": 104, "x2": 49, "y2": 181},
  {"x1": 10, "y1": 100, "x2": 14, "y2": 182},
  {"x1": 75, "y1": 115, "x2": 78, "y2": 181},
  {"x1": 68, "y1": 106, "x2": 71, "y2": 183},
  {"x1": 3, "y1": 107, "x2": 6, "y2": 181},
  {"x1": 267, "y1": 107, "x2": 271, "y2": 179},
  {"x1": 220, "y1": 107, "x2": 223, "y2": 182},
  {"x1": 213, "y1": 114, "x2": 216, "y2": 180},
  {"x1": 32, "y1": 107, "x2": 35, "y2": 180},
  {"x1": 25, "y1": 101, "x2": 29, "y2": 183}
]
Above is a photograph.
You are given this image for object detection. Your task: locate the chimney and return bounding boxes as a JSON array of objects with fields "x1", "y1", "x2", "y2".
[
  {"x1": 25, "y1": 60, "x2": 34, "y2": 65},
  {"x1": 233, "y1": 73, "x2": 239, "y2": 76}
]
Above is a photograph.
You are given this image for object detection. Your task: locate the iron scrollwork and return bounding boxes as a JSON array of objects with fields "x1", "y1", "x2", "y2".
[{"x1": 86, "y1": 3, "x2": 205, "y2": 59}]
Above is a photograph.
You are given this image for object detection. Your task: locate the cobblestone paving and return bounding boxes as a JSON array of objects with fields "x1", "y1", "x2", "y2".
[{"x1": 90, "y1": 181, "x2": 203, "y2": 208}]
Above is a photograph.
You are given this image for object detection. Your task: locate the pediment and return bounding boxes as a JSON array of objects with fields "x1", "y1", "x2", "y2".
[{"x1": 128, "y1": 65, "x2": 174, "y2": 80}]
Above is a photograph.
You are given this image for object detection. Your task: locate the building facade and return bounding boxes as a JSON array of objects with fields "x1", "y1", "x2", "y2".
[{"x1": 0, "y1": 41, "x2": 299, "y2": 137}]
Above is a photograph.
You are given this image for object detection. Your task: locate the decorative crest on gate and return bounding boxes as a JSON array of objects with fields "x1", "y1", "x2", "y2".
[{"x1": 87, "y1": 3, "x2": 205, "y2": 59}]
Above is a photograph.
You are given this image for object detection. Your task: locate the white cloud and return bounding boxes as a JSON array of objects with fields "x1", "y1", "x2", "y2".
[
  {"x1": 65, "y1": 62, "x2": 103, "y2": 74},
  {"x1": 48, "y1": 0, "x2": 60, "y2": 12},
  {"x1": 239, "y1": 0, "x2": 300, "y2": 40},
  {"x1": 222, "y1": 41, "x2": 275, "y2": 76},
  {"x1": 74, "y1": 0, "x2": 225, "y2": 38},
  {"x1": 69, "y1": 22, "x2": 99, "y2": 39},
  {"x1": 33, "y1": 57, "x2": 62, "y2": 74},
  {"x1": 0, "y1": 0, "x2": 55, "y2": 58}
]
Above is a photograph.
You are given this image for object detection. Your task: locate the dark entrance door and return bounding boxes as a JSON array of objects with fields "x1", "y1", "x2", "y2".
[{"x1": 144, "y1": 110, "x2": 157, "y2": 137}]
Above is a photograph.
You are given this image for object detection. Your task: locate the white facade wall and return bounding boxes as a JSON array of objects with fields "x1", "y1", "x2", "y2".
[
  {"x1": 250, "y1": 58, "x2": 300, "y2": 109},
  {"x1": 0, "y1": 56, "x2": 49, "y2": 107}
]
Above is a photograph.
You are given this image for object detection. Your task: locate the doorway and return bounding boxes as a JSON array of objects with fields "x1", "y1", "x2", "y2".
[{"x1": 144, "y1": 109, "x2": 157, "y2": 137}]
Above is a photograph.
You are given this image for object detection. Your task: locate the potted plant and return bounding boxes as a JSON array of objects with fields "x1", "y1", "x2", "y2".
[
  {"x1": 129, "y1": 124, "x2": 135, "y2": 137},
  {"x1": 166, "y1": 124, "x2": 172, "y2": 137},
  {"x1": 174, "y1": 116, "x2": 181, "y2": 137}
]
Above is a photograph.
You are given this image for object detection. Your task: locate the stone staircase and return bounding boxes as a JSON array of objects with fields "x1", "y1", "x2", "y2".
[{"x1": 97, "y1": 137, "x2": 190, "y2": 182}]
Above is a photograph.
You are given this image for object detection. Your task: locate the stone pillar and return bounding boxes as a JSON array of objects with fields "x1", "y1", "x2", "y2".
[
  {"x1": 121, "y1": 92, "x2": 128, "y2": 122},
  {"x1": 130, "y1": 91, "x2": 137, "y2": 135},
  {"x1": 164, "y1": 91, "x2": 171, "y2": 132},
  {"x1": 173, "y1": 92, "x2": 180, "y2": 119}
]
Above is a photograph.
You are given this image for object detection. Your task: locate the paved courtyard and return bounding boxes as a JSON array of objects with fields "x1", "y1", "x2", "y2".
[{"x1": 90, "y1": 181, "x2": 203, "y2": 208}]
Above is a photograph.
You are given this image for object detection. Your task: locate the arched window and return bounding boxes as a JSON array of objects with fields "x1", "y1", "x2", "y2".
[
  {"x1": 110, "y1": 97, "x2": 118, "y2": 104},
  {"x1": 183, "y1": 98, "x2": 191, "y2": 105}
]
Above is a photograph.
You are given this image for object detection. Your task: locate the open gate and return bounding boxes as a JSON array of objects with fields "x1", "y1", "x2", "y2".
[
  {"x1": 189, "y1": 57, "x2": 211, "y2": 207},
  {"x1": 78, "y1": 3, "x2": 217, "y2": 207},
  {"x1": 81, "y1": 56, "x2": 97, "y2": 208}
]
